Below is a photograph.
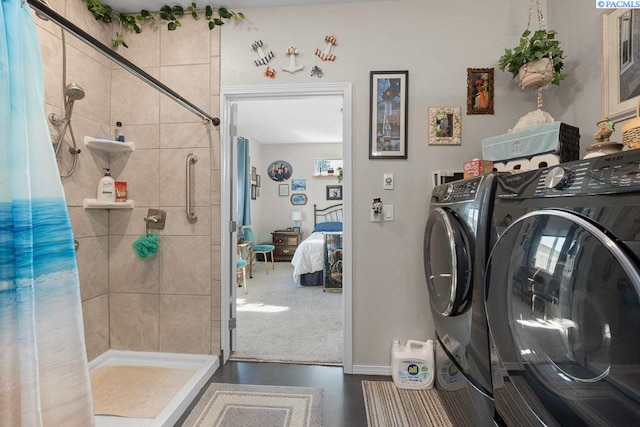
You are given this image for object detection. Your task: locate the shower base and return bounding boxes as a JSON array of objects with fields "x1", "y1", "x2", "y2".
[{"x1": 88, "y1": 350, "x2": 218, "y2": 426}]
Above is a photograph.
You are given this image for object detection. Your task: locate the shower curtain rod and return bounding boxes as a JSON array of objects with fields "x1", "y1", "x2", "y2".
[{"x1": 26, "y1": 0, "x2": 220, "y2": 127}]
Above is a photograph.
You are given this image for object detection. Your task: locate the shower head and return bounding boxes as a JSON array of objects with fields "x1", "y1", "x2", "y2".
[{"x1": 65, "y1": 83, "x2": 85, "y2": 101}]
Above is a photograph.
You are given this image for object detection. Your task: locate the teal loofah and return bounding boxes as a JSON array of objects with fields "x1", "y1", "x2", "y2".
[{"x1": 132, "y1": 234, "x2": 160, "y2": 260}]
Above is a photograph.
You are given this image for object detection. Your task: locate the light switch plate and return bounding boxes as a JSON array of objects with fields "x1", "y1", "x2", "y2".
[
  {"x1": 383, "y1": 173, "x2": 394, "y2": 190},
  {"x1": 384, "y1": 205, "x2": 394, "y2": 221}
]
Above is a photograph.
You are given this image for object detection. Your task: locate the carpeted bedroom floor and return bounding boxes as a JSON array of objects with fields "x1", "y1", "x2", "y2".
[{"x1": 232, "y1": 262, "x2": 343, "y2": 365}]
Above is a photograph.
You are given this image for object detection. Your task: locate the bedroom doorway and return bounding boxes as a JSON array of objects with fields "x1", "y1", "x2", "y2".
[{"x1": 220, "y1": 83, "x2": 353, "y2": 373}]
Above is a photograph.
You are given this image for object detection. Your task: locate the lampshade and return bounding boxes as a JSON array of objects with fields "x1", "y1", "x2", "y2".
[{"x1": 291, "y1": 211, "x2": 302, "y2": 221}]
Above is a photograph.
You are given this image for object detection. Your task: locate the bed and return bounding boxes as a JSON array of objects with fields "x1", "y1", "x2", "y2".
[{"x1": 291, "y1": 203, "x2": 343, "y2": 291}]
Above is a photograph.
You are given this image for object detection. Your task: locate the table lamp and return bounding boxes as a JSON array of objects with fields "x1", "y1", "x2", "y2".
[{"x1": 291, "y1": 211, "x2": 302, "y2": 230}]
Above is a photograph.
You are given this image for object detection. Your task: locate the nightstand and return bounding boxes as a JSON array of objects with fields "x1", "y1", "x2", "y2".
[{"x1": 271, "y1": 231, "x2": 303, "y2": 262}]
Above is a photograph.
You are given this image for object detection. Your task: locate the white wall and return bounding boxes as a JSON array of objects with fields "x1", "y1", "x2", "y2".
[{"x1": 221, "y1": 0, "x2": 604, "y2": 369}]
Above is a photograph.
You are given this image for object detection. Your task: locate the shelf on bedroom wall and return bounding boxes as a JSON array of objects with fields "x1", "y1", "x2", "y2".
[
  {"x1": 84, "y1": 136, "x2": 135, "y2": 152},
  {"x1": 83, "y1": 199, "x2": 135, "y2": 209}
]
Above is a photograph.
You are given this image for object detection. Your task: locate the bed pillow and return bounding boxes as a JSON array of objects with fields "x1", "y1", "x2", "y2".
[{"x1": 314, "y1": 222, "x2": 342, "y2": 232}]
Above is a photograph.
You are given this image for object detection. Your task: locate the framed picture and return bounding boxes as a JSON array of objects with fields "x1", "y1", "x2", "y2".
[
  {"x1": 256, "y1": 174, "x2": 261, "y2": 187},
  {"x1": 256, "y1": 187, "x2": 260, "y2": 198},
  {"x1": 291, "y1": 178, "x2": 306, "y2": 191},
  {"x1": 279, "y1": 183, "x2": 289, "y2": 197},
  {"x1": 369, "y1": 70, "x2": 408, "y2": 159},
  {"x1": 290, "y1": 193, "x2": 308, "y2": 205},
  {"x1": 251, "y1": 184, "x2": 256, "y2": 200},
  {"x1": 267, "y1": 160, "x2": 293, "y2": 182},
  {"x1": 326, "y1": 185, "x2": 342, "y2": 201},
  {"x1": 466, "y1": 68, "x2": 494, "y2": 115},
  {"x1": 292, "y1": 226, "x2": 301, "y2": 233},
  {"x1": 603, "y1": 9, "x2": 640, "y2": 121},
  {"x1": 428, "y1": 106, "x2": 462, "y2": 145},
  {"x1": 251, "y1": 166, "x2": 257, "y2": 182}
]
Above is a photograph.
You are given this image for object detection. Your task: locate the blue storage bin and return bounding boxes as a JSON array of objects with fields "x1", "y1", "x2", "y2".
[{"x1": 481, "y1": 122, "x2": 580, "y2": 162}]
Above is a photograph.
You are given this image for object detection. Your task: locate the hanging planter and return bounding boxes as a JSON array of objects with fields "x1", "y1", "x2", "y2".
[{"x1": 518, "y1": 57, "x2": 554, "y2": 90}]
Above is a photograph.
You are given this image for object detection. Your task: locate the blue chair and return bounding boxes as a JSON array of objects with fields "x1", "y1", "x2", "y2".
[
  {"x1": 243, "y1": 227, "x2": 275, "y2": 274},
  {"x1": 237, "y1": 259, "x2": 248, "y2": 293}
]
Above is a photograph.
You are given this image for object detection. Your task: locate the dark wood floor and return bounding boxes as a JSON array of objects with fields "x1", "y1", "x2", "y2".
[{"x1": 175, "y1": 361, "x2": 387, "y2": 426}]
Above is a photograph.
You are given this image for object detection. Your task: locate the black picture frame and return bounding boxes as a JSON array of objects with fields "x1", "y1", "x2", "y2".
[
  {"x1": 369, "y1": 70, "x2": 408, "y2": 160},
  {"x1": 326, "y1": 185, "x2": 342, "y2": 201},
  {"x1": 251, "y1": 184, "x2": 256, "y2": 200},
  {"x1": 256, "y1": 174, "x2": 261, "y2": 187}
]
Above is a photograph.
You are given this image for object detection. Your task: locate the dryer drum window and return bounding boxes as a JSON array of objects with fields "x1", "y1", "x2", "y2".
[
  {"x1": 423, "y1": 208, "x2": 472, "y2": 316},
  {"x1": 487, "y1": 210, "x2": 640, "y2": 423}
]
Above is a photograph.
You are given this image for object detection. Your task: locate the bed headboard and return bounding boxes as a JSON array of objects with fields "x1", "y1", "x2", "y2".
[{"x1": 314, "y1": 203, "x2": 343, "y2": 227}]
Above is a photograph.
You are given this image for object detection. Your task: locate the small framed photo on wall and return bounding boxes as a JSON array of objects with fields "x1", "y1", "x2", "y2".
[
  {"x1": 326, "y1": 185, "x2": 342, "y2": 201},
  {"x1": 369, "y1": 70, "x2": 409, "y2": 159},
  {"x1": 251, "y1": 184, "x2": 257, "y2": 200},
  {"x1": 428, "y1": 106, "x2": 462, "y2": 146},
  {"x1": 466, "y1": 68, "x2": 494, "y2": 115},
  {"x1": 279, "y1": 184, "x2": 289, "y2": 197}
]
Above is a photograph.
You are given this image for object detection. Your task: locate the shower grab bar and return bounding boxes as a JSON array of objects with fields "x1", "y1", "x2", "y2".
[
  {"x1": 186, "y1": 153, "x2": 198, "y2": 224},
  {"x1": 26, "y1": 0, "x2": 220, "y2": 127}
]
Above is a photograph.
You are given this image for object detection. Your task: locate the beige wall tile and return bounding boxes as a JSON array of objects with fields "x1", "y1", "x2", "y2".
[
  {"x1": 210, "y1": 205, "x2": 221, "y2": 243},
  {"x1": 110, "y1": 148, "x2": 160, "y2": 207},
  {"x1": 210, "y1": 58, "x2": 220, "y2": 97},
  {"x1": 209, "y1": 127, "x2": 220, "y2": 170},
  {"x1": 82, "y1": 294, "x2": 109, "y2": 362},
  {"x1": 210, "y1": 278, "x2": 221, "y2": 321},
  {"x1": 111, "y1": 67, "x2": 160, "y2": 125},
  {"x1": 159, "y1": 64, "x2": 210, "y2": 123},
  {"x1": 110, "y1": 206, "x2": 210, "y2": 236},
  {"x1": 37, "y1": 26, "x2": 63, "y2": 110},
  {"x1": 65, "y1": 0, "x2": 114, "y2": 66},
  {"x1": 65, "y1": 45, "x2": 111, "y2": 125},
  {"x1": 109, "y1": 235, "x2": 159, "y2": 293},
  {"x1": 159, "y1": 295, "x2": 211, "y2": 354},
  {"x1": 114, "y1": 21, "x2": 161, "y2": 69},
  {"x1": 77, "y1": 236, "x2": 109, "y2": 300},
  {"x1": 118, "y1": 124, "x2": 160, "y2": 150},
  {"x1": 160, "y1": 123, "x2": 210, "y2": 149},
  {"x1": 159, "y1": 236, "x2": 211, "y2": 295},
  {"x1": 210, "y1": 26, "x2": 221, "y2": 57},
  {"x1": 160, "y1": 17, "x2": 210, "y2": 66},
  {"x1": 210, "y1": 320, "x2": 221, "y2": 356},
  {"x1": 211, "y1": 245, "x2": 221, "y2": 284},
  {"x1": 210, "y1": 95, "x2": 220, "y2": 121},
  {"x1": 159, "y1": 148, "x2": 210, "y2": 207},
  {"x1": 110, "y1": 293, "x2": 159, "y2": 351},
  {"x1": 68, "y1": 207, "x2": 109, "y2": 238}
]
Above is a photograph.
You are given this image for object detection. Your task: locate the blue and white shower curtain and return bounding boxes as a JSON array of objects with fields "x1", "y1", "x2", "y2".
[{"x1": 0, "y1": 0, "x2": 94, "y2": 425}]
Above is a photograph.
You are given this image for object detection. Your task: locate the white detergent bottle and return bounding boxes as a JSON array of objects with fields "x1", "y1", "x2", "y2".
[
  {"x1": 97, "y1": 168, "x2": 115, "y2": 202},
  {"x1": 391, "y1": 339, "x2": 435, "y2": 390},
  {"x1": 435, "y1": 337, "x2": 467, "y2": 391}
]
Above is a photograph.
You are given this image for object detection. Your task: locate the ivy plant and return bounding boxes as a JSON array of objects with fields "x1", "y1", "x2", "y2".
[{"x1": 84, "y1": 0, "x2": 245, "y2": 48}]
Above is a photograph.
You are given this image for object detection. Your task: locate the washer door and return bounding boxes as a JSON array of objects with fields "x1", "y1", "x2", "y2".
[
  {"x1": 424, "y1": 207, "x2": 472, "y2": 316},
  {"x1": 487, "y1": 209, "x2": 640, "y2": 426}
]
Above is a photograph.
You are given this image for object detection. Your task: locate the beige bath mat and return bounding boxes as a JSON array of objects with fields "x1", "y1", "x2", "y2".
[{"x1": 90, "y1": 365, "x2": 196, "y2": 419}]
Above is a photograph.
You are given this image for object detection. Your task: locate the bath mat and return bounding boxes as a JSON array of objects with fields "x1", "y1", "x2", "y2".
[
  {"x1": 90, "y1": 365, "x2": 196, "y2": 419},
  {"x1": 182, "y1": 383, "x2": 323, "y2": 427},
  {"x1": 362, "y1": 381, "x2": 452, "y2": 427}
]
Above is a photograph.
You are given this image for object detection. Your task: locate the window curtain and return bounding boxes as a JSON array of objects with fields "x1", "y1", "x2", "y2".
[
  {"x1": 237, "y1": 136, "x2": 251, "y2": 226},
  {"x1": 0, "y1": 1, "x2": 94, "y2": 424}
]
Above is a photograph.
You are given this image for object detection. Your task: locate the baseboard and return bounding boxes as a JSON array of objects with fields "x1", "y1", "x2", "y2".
[{"x1": 351, "y1": 364, "x2": 391, "y2": 376}]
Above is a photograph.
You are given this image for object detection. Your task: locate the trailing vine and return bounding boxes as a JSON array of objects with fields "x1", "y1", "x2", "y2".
[{"x1": 84, "y1": 0, "x2": 245, "y2": 48}]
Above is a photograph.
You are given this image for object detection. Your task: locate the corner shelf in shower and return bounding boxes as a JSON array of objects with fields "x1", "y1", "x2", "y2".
[
  {"x1": 83, "y1": 199, "x2": 135, "y2": 209},
  {"x1": 84, "y1": 136, "x2": 135, "y2": 152}
]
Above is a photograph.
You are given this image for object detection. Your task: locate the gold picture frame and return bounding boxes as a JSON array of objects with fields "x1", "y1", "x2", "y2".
[
  {"x1": 428, "y1": 106, "x2": 462, "y2": 145},
  {"x1": 466, "y1": 68, "x2": 494, "y2": 115},
  {"x1": 602, "y1": 9, "x2": 640, "y2": 121}
]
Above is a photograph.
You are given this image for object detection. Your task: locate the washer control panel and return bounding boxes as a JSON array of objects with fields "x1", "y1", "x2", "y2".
[
  {"x1": 533, "y1": 152, "x2": 640, "y2": 197},
  {"x1": 432, "y1": 176, "x2": 481, "y2": 203}
]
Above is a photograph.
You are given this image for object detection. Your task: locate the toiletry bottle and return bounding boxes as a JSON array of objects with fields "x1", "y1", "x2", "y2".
[
  {"x1": 97, "y1": 168, "x2": 116, "y2": 202},
  {"x1": 115, "y1": 121, "x2": 125, "y2": 142}
]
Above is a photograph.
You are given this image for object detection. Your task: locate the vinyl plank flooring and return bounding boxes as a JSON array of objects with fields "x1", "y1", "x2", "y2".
[{"x1": 175, "y1": 361, "x2": 387, "y2": 427}]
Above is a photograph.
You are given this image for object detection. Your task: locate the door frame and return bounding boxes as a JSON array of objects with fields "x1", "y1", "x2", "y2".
[{"x1": 219, "y1": 83, "x2": 353, "y2": 373}]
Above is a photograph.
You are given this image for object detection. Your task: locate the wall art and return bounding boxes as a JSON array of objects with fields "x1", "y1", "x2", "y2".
[
  {"x1": 466, "y1": 68, "x2": 494, "y2": 115},
  {"x1": 428, "y1": 106, "x2": 462, "y2": 146},
  {"x1": 369, "y1": 70, "x2": 408, "y2": 159},
  {"x1": 267, "y1": 160, "x2": 293, "y2": 182}
]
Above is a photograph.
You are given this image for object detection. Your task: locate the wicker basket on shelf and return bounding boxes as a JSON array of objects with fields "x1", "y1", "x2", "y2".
[{"x1": 622, "y1": 99, "x2": 640, "y2": 149}]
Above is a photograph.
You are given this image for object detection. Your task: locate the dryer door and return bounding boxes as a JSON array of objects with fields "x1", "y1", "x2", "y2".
[
  {"x1": 424, "y1": 207, "x2": 472, "y2": 316},
  {"x1": 487, "y1": 209, "x2": 640, "y2": 426}
]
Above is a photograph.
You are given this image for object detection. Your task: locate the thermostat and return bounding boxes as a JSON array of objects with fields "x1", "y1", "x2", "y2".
[{"x1": 383, "y1": 173, "x2": 394, "y2": 190}]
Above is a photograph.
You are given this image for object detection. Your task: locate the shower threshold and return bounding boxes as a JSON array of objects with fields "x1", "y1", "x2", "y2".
[{"x1": 88, "y1": 350, "x2": 218, "y2": 426}]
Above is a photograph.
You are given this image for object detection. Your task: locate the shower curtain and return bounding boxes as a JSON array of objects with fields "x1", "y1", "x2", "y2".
[
  {"x1": 0, "y1": 1, "x2": 94, "y2": 425},
  {"x1": 237, "y1": 136, "x2": 251, "y2": 226}
]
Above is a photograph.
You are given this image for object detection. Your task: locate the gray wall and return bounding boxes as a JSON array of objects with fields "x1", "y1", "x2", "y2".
[{"x1": 221, "y1": 0, "x2": 605, "y2": 369}]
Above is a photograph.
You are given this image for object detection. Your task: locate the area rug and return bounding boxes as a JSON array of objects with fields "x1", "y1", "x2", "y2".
[
  {"x1": 90, "y1": 365, "x2": 196, "y2": 418},
  {"x1": 182, "y1": 383, "x2": 323, "y2": 427},
  {"x1": 233, "y1": 262, "x2": 342, "y2": 365},
  {"x1": 362, "y1": 381, "x2": 452, "y2": 427}
]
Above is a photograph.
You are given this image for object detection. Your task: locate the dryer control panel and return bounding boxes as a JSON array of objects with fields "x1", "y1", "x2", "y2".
[{"x1": 431, "y1": 176, "x2": 481, "y2": 203}]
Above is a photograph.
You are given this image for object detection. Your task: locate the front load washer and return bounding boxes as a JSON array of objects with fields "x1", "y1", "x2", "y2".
[
  {"x1": 487, "y1": 151, "x2": 640, "y2": 426},
  {"x1": 424, "y1": 173, "x2": 498, "y2": 425}
]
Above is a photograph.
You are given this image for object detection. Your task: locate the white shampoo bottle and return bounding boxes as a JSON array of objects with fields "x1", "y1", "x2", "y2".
[{"x1": 97, "y1": 168, "x2": 115, "y2": 202}]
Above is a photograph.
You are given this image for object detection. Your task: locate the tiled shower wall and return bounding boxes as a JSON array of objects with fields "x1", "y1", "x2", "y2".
[{"x1": 35, "y1": 0, "x2": 221, "y2": 361}]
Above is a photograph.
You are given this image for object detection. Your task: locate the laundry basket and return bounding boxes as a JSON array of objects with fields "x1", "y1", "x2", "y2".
[{"x1": 622, "y1": 99, "x2": 640, "y2": 150}]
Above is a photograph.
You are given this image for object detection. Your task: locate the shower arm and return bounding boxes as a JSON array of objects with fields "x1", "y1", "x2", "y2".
[{"x1": 26, "y1": 0, "x2": 220, "y2": 127}]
